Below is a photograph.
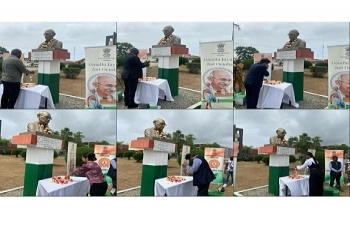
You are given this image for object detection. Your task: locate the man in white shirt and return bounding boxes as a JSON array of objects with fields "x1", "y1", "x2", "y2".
[
  {"x1": 329, "y1": 156, "x2": 342, "y2": 190},
  {"x1": 224, "y1": 157, "x2": 234, "y2": 186}
]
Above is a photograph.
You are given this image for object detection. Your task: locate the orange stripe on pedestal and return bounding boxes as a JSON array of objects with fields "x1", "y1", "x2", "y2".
[
  {"x1": 130, "y1": 139, "x2": 154, "y2": 149},
  {"x1": 258, "y1": 145, "x2": 277, "y2": 154},
  {"x1": 11, "y1": 134, "x2": 37, "y2": 145}
]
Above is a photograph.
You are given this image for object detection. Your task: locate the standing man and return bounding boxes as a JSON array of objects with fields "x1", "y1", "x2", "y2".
[
  {"x1": 121, "y1": 48, "x2": 150, "y2": 109},
  {"x1": 329, "y1": 155, "x2": 342, "y2": 190},
  {"x1": 223, "y1": 157, "x2": 234, "y2": 186},
  {"x1": 1, "y1": 49, "x2": 34, "y2": 109},
  {"x1": 182, "y1": 153, "x2": 216, "y2": 196},
  {"x1": 243, "y1": 58, "x2": 270, "y2": 109}
]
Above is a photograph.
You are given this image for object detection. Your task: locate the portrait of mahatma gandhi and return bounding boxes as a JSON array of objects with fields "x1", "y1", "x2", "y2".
[
  {"x1": 203, "y1": 68, "x2": 233, "y2": 96},
  {"x1": 87, "y1": 73, "x2": 117, "y2": 106}
]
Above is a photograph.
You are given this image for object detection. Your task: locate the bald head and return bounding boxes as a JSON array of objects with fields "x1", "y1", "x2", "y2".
[
  {"x1": 44, "y1": 29, "x2": 56, "y2": 41},
  {"x1": 288, "y1": 29, "x2": 299, "y2": 40},
  {"x1": 276, "y1": 128, "x2": 286, "y2": 137},
  {"x1": 163, "y1": 25, "x2": 174, "y2": 37},
  {"x1": 153, "y1": 118, "x2": 166, "y2": 130}
]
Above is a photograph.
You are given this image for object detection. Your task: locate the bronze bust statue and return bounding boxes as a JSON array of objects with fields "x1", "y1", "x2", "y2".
[
  {"x1": 282, "y1": 29, "x2": 306, "y2": 50},
  {"x1": 38, "y1": 29, "x2": 63, "y2": 49},
  {"x1": 269, "y1": 128, "x2": 288, "y2": 145},
  {"x1": 27, "y1": 111, "x2": 53, "y2": 134},
  {"x1": 157, "y1": 25, "x2": 181, "y2": 46},
  {"x1": 144, "y1": 118, "x2": 167, "y2": 139}
]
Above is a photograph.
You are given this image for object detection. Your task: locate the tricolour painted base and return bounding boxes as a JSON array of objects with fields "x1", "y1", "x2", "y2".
[
  {"x1": 282, "y1": 71, "x2": 303, "y2": 101},
  {"x1": 268, "y1": 166, "x2": 289, "y2": 196},
  {"x1": 23, "y1": 163, "x2": 53, "y2": 196},
  {"x1": 37, "y1": 73, "x2": 60, "y2": 104},
  {"x1": 140, "y1": 164, "x2": 167, "y2": 196},
  {"x1": 157, "y1": 68, "x2": 179, "y2": 97}
]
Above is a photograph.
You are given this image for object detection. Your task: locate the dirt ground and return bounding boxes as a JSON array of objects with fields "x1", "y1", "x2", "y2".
[
  {"x1": 24, "y1": 68, "x2": 86, "y2": 98},
  {"x1": 0, "y1": 155, "x2": 67, "y2": 191},
  {"x1": 117, "y1": 157, "x2": 349, "y2": 196},
  {"x1": 117, "y1": 65, "x2": 328, "y2": 96},
  {"x1": 236, "y1": 161, "x2": 349, "y2": 196},
  {"x1": 117, "y1": 157, "x2": 235, "y2": 196}
]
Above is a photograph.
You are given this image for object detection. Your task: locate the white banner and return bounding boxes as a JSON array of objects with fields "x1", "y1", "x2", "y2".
[
  {"x1": 67, "y1": 142, "x2": 77, "y2": 174},
  {"x1": 200, "y1": 41, "x2": 234, "y2": 108},
  {"x1": 181, "y1": 145, "x2": 191, "y2": 176},
  {"x1": 85, "y1": 46, "x2": 117, "y2": 109},
  {"x1": 254, "y1": 53, "x2": 273, "y2": 80},
  {"x1": 327, "y1": 45, "x2": 350, "y2": 109}
]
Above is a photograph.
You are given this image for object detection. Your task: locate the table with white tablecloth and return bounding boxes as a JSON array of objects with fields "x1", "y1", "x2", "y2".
[
  {"x1": 36, "y1": 177, "x2": 90, "y2": 196},
  {"x1": 154, "y1": 176, "x2": 198, "y2": 196},
  {"x1": 134, "y1": 79, "x2": 174, "y2": 106},
  {"x1": 0, "y1": 84, "x2": 55, "y2": 109},
  {"x1": 257, "y1": 82, "x2": 299, "y2": 109},
  {"x1": 279, "y1": 175, "x2": 309, "y2": 196}
]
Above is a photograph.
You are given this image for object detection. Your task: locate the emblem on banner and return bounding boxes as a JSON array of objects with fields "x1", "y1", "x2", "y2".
[
  {"x1": 103, "y1": 48, "x2": 111, "y2": 58},
  {"x1": 217, "y1": 43, "x2": 225, "y2": 53}
]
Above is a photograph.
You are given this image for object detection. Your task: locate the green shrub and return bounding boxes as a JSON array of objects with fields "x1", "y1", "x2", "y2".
[
  {"x1": 262, "y1": 155, "x2": 269, "y2": 166},
  {"x1": 242, "y1": 58, "x2": 254, "y2": 70},
  {"x1": 289, "y1": 155, "x2": 297, "y2": 163},
  {"x1": 60, "y1": 62, "x2": 66, "y2": 70},
  {"x1": 191, "y1": 58, "x2": 200, "y2": 63},
  {"x1": 248, "y1": 156, "x2": 254, "y2": 162},
  {"x1": 132, "y1": 152, "x2": 143, "y2": 162},
  {"x1": 62, "y1": 67, "x2": 81, "y2": 79},
  {"x1": 76, "y1": 146, "x2": 94, "y2": 167},
  {"x1": 20, "y1": 150, "x2": 26, "y2": 159},
  {"x1": 304, "y1": 61, "x2": 312, "y2": 69},
  {"x1": 253, "y1": 154, "x2": 264, "y2": 163},
  {"x1": 314, "y1": 62, "x2": 328, "y2": 67},
  {"x1": 177, "y1": 149, "x2": 204, "y2": 165},
  {"x1": 179, "y1": 57, "x2": 189, "y2": 66},
  {"x1": 67, "y1": 63, "x2": 84, "y2": 69},
  {"x1": 117, "y1": 55, "x2": 125, "y2": 67},
  {"x1": 6, "y1": 149, "x2": 12, "y2": 155},
  {"x1": 53, "y1": 150, "x2": 58, "y2": 159},
  {"x1": 11, "y1": 148, "x2": 25, "y2": 157},
  {"x1": 309, "y1": 66, "x2": 327, "y2": 78},
  {"x1": 123, "y1": 151, "x2": 135, "y2": 160},
  {"x1": 185, "y1": 62, "x2": 200, "y2": 74},
  {"x1": 116, "y1": 152, "x2": 124, "y2": 158}
]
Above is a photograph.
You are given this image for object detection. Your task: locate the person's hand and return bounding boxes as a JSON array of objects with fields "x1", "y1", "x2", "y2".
[{"x1": 181, "y1": 162, "x2": 187, "y2": 168}]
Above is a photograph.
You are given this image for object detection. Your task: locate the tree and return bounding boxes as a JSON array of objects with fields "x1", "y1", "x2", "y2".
[
  {"x1": 311, "y1": 136, "x2": 323, "y2": 149},
  {"x1": 59, "y1": 127, "x2": 74, "y2": 150},
  {"x1": 183, "y1": 134, "x2": 196, "y2": 147},
  {"x1": 117, "y1": 42, "x2": 134, "y2": 55},
  {"x1": 0, "y1": 46, "x2": 8, "y2": 54},
  {"x1": 73, "y1": 131, "x2": 85, "y2": 147},
  {"x1": 235, "y1": 46, "x2": 259, "y2": 60}
]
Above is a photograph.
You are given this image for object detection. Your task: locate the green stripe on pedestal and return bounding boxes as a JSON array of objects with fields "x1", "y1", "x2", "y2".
[
  {"x1": 140, "y1": 164, "x2": 167, "y2": 196},
  {"x1": 157, "y1": 68, "x2": 179, "y2": 96},
  {"x1": 37, "y1": 73, "x2": 60, "y2": 104},
  {"x1": 282, "y1": 71, "x2": 303, "y2": 101},
  {"x1": 268, "y1": 166, "x2": 289, "y2": 196},
  {"x1": 23, "y1": 163, "x2": 53, "y2": 196}
]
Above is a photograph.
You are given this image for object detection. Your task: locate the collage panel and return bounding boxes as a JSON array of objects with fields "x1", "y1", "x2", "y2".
[
  {"x1": 232, "y1": 22, "x2": 349, "y2": 109},
  {"x1": 0, "y1": 22, "x2": 116, "y2": 110},
  {"x1": 234, "y1": 109, "x2": 350, "y2": 197},
  {"x1": 0, "y1": 110, "x2": 117, "y2": 197},
  {"x1": 116, "y1": 22, "x2": 235, "y2": 110},
  {"x1": 116, "y1": 109, "x2": 234, "y2": 197}
]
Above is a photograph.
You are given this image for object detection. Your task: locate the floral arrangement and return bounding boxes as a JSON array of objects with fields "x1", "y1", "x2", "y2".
[
  {"x1": 39, "y1": 39, "x2": 54, "y2": 49},
  {"x1": 158, "y1": 35, "x2": 173, "y2": 45},
  {"x1": 283, "y1": 39, "x2": 298, "y2": 48},
  {"x1": 155, "y1": 129, "x2": 166, "y2": 139},
  {"x1": 38, "y1": 122, "x2": 52, "y2": 134}
]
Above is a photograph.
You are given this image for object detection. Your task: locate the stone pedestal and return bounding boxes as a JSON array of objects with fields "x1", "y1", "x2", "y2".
[
  {"x1": 31, "y1": 49, "x2": 70, "y2": 103},
  {"x1": 275, "y1": 48, "x2": 314, "y2": 101},
  {"x1": 11, "y1": 132, "x2": 63, "y2": 196},
  {"x1": 258, "y1": 144, "x2": 296, "y2": 196},
  {"x1": 149, "y1": 45, "x2": 188, "y2": 97},
  {"x1": 130, "y1": 137, "x2": 176, "y2": 196}
]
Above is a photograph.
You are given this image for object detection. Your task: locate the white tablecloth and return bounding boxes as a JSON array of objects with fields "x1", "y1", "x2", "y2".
[
  {"x1": 0, "y1": 84, "x2": 55, "y2": 109},
  {"x1": 279, "y1": 175, "x2": 309, "y2": 196},
  {"x1": 134, "y1": 79, "x2": 174, "y2": 106},
  {"x1": 154, "y1": 176, "x2": 198, "y2": 196},
  {"x1": 257, "y1": 82, "x2": 299, "y2": 109},
  {"x1": 36, "y1": 176, "x2": 90, "y2": 196}
]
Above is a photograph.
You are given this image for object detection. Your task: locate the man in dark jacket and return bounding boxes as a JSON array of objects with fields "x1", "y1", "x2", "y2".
[
  {"x1": 182, "y1": 153, "x2": 216, "y2": 196},
  {"x1": 329, "y1": 156, "x2": 342, "y2": 190},
  {"x1": 243, "y1": 58, "x2": 270, "y2": 109},
  {"x1": 121, "y1": 48, "x2": 150, "y2": 109},
  {"x1": 1, "y1": 49, "x2": 34, "y2": 109},
  {"x1": 107, "y1": 158, "x2": 116, "y2": 196}
]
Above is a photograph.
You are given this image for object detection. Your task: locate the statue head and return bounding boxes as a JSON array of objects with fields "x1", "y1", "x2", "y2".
[
  {"x1": 153, "y1": 118, "x2": 166, "y2": 131},
  {"x1": 92, "y1": 75, "x2": 116, "y2": 98},
  {"x1": 162, "y1": 25, "x2": 174, "y2": 37},
  {"x1": 276, "y1": 128, "x2": 286, "y2": 138},
  {"x1": 10, "y1": 49, "x2": 22, "y2": 59},
  {"x1": 37, "y1": 111, "x2": 52, "y2": 125},
  {"x1": 43, "y1": 29, "x2": 56, "y2": 41},
  {"x1": 288, "y1": 29, "x2": 299, "y2": 41},
  {"x1": 207, "y1": 69, "x2": 232, "y2": 92}
]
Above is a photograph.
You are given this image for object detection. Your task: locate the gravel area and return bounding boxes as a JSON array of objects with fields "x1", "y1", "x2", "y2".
[
  {"x1": 0, "y1": 188, "x2": 23, "y2": 197},
  {"x1": 54, "y1": 94, "x2": 85, "y2": 109},
  {"x1": 117, "y1": 88, "x2": 201, "y2": 109},
  {"x1": 234, "y1": 92, "x2": 328, "y2": 109},
  {"x1": 117, "y1": 188, "x2": 140, "y2": 197},
  {"x1": 236, "y1": 186, "x2": 275, "y2": 197}
]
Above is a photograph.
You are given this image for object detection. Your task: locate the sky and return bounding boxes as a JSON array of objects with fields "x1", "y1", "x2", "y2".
[
  {"x1": 0, "y1": 22, "x2": 116, "y2": 60},
  {"x1": 117, "y1": 110, "x2": 233, "y2": 148},
  {"x1": 117, "y1": 22, "x2": 349, "y2": 59},
  {"x1": 0, "y1": 110, "x2": 116, "y2": 144},
  {"x1": 234, "y1": 110, "x2": 350, "y2": 148}
]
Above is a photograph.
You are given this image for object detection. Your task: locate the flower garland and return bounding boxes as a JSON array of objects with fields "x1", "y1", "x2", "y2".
[
  {"x1": 158, "y1": 35, "x2": 173, "y2": 45},
  {"x1": 283, "y1": 38, "x2": 298, "y2": 48},
  {"x1": 155, "y1": 129, "x2": 166, "y2": 139},
  {"x1": 38, "y1": 122, "x2": 52, "y2": 134},
  {"x1": 39, "y1": 38, "x2": 54, "y2": 49}
]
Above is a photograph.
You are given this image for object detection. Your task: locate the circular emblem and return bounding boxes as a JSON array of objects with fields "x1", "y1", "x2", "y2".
[
  {"x1": 98, "y1": 157, "x2": 110, "y2": 167},
  {"x1": 208, "y1": 159, "x2": 220, "y2": 168}
]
